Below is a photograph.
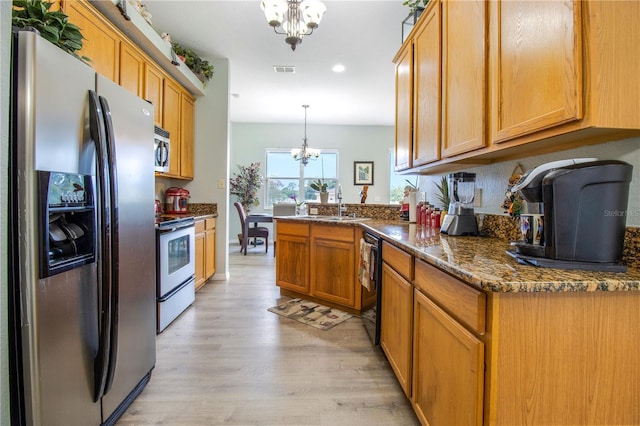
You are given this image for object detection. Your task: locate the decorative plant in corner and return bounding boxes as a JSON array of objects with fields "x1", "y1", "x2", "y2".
[
  {"x1": 434, "y1": 175, "x2": 450, "y2": 210},
  {"x1": 12, "y1": 0, "x2": 91, "y2": 64},
  {"x1": 171, "y1": 42, "x2": 214, "y2": 84},
  {"x1": 403, "y1": 0, "x2": 429, "y2": 13},
  {"x1": 229, "y1": 162, "x2": 262, "y2": 213}
]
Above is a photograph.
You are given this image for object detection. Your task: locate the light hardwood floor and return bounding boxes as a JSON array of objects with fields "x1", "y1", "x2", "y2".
[{"x1": 117, "y1": 243, "x2": 419, "y2": 425}]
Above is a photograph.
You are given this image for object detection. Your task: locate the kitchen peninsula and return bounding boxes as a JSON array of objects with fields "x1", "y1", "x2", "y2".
[{"x1": 275, "y1": 216, "x2": 640, "y2": 425}]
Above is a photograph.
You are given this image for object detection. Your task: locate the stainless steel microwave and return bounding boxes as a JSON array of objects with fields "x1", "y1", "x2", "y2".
[{"x1": 154, "y1": 125, "x2": 170, "y2": 173}]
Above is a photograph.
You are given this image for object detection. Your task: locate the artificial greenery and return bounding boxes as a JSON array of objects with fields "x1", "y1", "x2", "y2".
[
  {"x1": 434, "y1": 175, "x2": 450, "y2": 210},
  {"x1": 171, "y1": 42, "x2": 214, "y2": 83},
  {"x1": 229, "y1": 162, "x2": 262, "y2": 212},
  {"x1": 402, "y1": 0, "x2": 428, "y2": 13},
  {"x1": 12, "y1": 0, "x2": 90, "y2": 63},
  {"x1": 309, "y1": 179, "x2": 328, "y2": 193}
]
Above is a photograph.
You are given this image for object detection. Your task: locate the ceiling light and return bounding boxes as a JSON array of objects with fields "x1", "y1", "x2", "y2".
[
  {"x1": 261, "y1": 0, "x2": 327, "y2": 51},
  {"x1": 332, "y1": 64, "x2": 345, "y2": 73},
  {"x1": 291, "y1": 105, "x2": 320, "y2": 166}
]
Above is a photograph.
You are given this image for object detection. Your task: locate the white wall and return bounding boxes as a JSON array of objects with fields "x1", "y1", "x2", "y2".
[
  {"x1": 1, "y1": 2, "x2": 11, "y2": 422},
  {"x1": 418, "y1": 136, "x2": 640, "y2": 227},
  {"x1": 227, "y1": 123, "x2": 394, "y2": 240}
]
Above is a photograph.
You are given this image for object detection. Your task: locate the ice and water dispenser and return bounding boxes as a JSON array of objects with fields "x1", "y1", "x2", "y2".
[{"x1": 38, "y1": 171, "x2": 96, "y2": 277}]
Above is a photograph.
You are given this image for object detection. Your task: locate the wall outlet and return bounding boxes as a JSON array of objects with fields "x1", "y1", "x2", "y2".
[
  {"x1": 218, "y1": 179, "x2": 225, "y2": 189},
  {"x1": 474, "y1": 188, "x2": 482, "y2": 207},
  {"x1": 309, "y1": 207, "x2": 318, "y2": 215}
]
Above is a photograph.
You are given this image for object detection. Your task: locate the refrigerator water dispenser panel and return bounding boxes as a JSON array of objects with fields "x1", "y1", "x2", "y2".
[{"x1": 38, "y1": 171, "x2": 96, "y2": 278}]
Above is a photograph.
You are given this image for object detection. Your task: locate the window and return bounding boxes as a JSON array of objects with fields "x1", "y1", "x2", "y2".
[
  {"x1": 265, "y1": 150, "x2": 338, "y2": 208},
  {"x1": 389, "y1": 148, "x2": 417, "y2": 203}
]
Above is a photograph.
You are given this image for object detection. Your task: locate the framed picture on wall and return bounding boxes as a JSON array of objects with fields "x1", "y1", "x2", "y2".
[{"x1": 354, "y1": 161, "x2": 374, "y2": 185}]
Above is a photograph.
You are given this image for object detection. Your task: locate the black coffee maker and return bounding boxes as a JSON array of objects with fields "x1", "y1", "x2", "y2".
[{"x1": 509, "y1": 159, "x2": 633, "y2": 271}]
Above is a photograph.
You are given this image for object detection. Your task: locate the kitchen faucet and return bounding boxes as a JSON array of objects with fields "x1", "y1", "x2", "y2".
[{"x1": 337, "y1": 184, "x2": 347, "y2": 217}]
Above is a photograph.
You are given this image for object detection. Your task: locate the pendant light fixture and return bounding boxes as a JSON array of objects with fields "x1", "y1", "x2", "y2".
[
  {"x1": 261, "y1": 0, "x2": 327, "y2": 51},
  {"x1": 291, "y1": 105, "x2": 320, "y2": 166}
]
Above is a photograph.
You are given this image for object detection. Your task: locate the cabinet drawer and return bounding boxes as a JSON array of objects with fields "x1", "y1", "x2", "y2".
[
  {"x1": 415, "y1": 259, "x2": 486, "y2": 334},
  {"x1": 194, "y1": 219, "x2": 205, "y2": 233},
  {"x1": 205, "y1": 218, "x2": 216, "y2": 230},
  {"x1": 278, "y1": 222, "x2": 309, "y2": 237},
  {"x1": 382, "y1": 241, "x2": 414, "y2": 281},
  {"x1": 311, "y1": 224, "x2": 354, "y2": 242}
]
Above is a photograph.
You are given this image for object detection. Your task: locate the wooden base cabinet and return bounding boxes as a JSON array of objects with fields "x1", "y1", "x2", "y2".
[
  {"x1": 380, "y1": 262, "x2": 414, "y2": 397},
  {"x1": 412, "y1": 290, "x2": 484, "y2": 425},
  {"x1": 380, "y1": 241, "x2": 415, "y2": 397},
  {"x1": 310, "y1": 225, "x2": 358, "y2": 308},
  {"x1": 194, "y1": 218, "x2": 216, "y2": 291},
  {"x1": 276, "y1": 221, "x2": 369, "y2": 313},
  {"x1": 275, "y1": 222, "x2": 310, "y2": 294}
]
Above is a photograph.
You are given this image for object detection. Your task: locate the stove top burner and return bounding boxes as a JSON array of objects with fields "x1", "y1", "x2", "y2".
[{"x1": 155, "y1": 214, "x2": 195, "y2": 230}]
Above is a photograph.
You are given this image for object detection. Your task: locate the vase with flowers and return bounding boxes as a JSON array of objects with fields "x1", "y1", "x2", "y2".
[{"x1": 229, "y1": 162, "x2": 262, "y2": 213}]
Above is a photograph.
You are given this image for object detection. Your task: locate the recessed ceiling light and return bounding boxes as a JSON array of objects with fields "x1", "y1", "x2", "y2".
[{"x1": 332, "y1": 64, "x2": 345, "y2": 73}]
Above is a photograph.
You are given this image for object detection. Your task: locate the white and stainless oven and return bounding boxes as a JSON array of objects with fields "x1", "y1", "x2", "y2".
[{"x1": 156, "y1": 216, "x2": 195, "y2": 332}]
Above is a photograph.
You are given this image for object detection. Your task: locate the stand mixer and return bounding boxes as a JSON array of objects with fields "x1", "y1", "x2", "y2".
[{"x1": 440, "y1": 172, "x2": 478, "y2": 236}]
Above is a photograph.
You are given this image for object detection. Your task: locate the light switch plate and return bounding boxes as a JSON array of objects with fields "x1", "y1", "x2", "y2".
[
  {"x1": 218, "y1": 179, "x2": 225, "y2": 189},
  {"x1": 474, "y1": 188, "x2": 482, "y2": 207}
]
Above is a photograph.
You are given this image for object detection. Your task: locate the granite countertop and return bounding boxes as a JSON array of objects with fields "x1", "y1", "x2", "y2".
[
  {"x1": 360, "y1": 220, "x2": 640, "y2": 293},
  {"x1": 277, "y1": 215, "x2": 370, "y2": 226}
]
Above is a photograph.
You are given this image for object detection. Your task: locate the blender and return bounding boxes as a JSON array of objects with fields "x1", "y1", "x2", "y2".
[{"x1": 440, "y1": 172, "x2": 478, "y2": 236}]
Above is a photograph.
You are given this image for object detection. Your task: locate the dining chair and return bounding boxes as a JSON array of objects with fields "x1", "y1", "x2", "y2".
[
  {"x1": 234, "y1": 202, "x2": 269, "y2": 255},
  {"x1": 272, "y1": 202, "x2": 297, "y2": 257}
]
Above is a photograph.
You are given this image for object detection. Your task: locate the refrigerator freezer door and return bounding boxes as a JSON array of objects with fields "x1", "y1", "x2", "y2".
[
  {"x1": 13, "y1": 31, "x2": 101, "y2": 425},
  {"x1": 95, "y1": 75, "x2": 157, "y2": 421}
]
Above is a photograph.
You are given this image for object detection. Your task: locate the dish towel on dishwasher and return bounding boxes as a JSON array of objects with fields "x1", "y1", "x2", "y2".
[{"x1": 359, "y1": 238, "x2": 373, "y2": 291}]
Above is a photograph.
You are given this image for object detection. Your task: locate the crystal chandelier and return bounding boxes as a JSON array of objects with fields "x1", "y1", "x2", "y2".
[
  {"x1": 291, "y1": 105, "x2": 320, "y2": 166},
  {"x1": 260, "y1": 0, "x2": 327, "y2": 51}
]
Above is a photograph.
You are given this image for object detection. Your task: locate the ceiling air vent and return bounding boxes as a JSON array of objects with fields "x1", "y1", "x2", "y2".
[{"x1": 273, "y1": 65, "x2": 296, "y2": 73}]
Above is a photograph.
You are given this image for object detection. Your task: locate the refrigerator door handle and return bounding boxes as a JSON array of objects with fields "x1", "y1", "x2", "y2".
[
  {"x1": 88, "y1": 90, "x2": 113, "y2": 401},
  {"x1": 98, "y1": 95, "x2": 120, "y2": 395}
]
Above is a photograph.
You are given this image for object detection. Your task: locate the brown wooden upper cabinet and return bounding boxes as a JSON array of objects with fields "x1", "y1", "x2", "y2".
[
  {"x1": 63, "y1": 0, "x2": 197, "y2": 181},
  {"x1": 64, "y1": 0, "x2": 120, "y2": 82},
  {"x1": 491, "y1": 0, "x2": 583, "y2": 144},
  {"x1": 119, "y1": 41, "x2": 145, "y2": 98},
  {"x1": 441, "y1": 0, "x2": 487, "y2": 158},
  {"x1": 395, "y1": 0, "x2": 640, "y2": 174},
  {"x1": 394, "y1": 42, "x2": 413, "y2": 171}
]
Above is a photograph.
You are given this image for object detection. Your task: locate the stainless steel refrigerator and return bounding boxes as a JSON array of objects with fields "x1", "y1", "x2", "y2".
[{"x1": 8, "y1": 30, "x2": 156, "y2": 425}]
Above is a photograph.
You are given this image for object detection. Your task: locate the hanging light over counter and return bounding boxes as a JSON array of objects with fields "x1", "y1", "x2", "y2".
[
  {"x1": 291, "y1": 105, "x2": 320, "y2": 166},
  {"x1": 261, "y1": 0, "x2": 327, "y2": 51}
]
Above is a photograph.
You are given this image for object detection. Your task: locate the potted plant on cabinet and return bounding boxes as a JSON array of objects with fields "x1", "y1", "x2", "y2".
[
  {"x1": 310, "y1": 179, "x2": 329, "y2": 204},
  {"x1": 12, "y1": 0, "x2": 91, "y2": 64},
  {"x1": 171, "y1": 42, "x2": 214, "y2": 84}
]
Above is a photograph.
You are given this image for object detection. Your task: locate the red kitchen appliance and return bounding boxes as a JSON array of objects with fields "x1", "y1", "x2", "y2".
[{"x1": 165, "y1": 187, "x2": 190, "y2": 214}]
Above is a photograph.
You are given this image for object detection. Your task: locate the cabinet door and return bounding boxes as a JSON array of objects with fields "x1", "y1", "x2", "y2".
[
  {"x1": 180, "y1": 93, "x2": 195, "y2": 179},
  {"x1": 394, "y1": 43, "x2": 413, "y2": 171},
  {"x1": 380, "y1": 262, "x2": 413, "y2": 397},
  {"x1": 194, "y1": 231, "x2": 206, "y2": 291},
  {"x1": 310, "y1": 239, "x2": 356, "y2": 307},
  {"x1": 64, "y1": 0, "x2": 119, "y2": 82},
  {"x1": 119, "y1": 41, "x2": 144, "y2": 97},
  {"x1": 492, "y1": 0, "x2": 582, "y2": 144},
  {"x1": 205, "y1": 228, "x2": 215, "y2": 279},
  {"x1": 275, "y1": 235, "x2": 310, "y2": 294},
  {"x1": 412, "y1": 0, "x2": 441, "y2": 167},
  {"x1": 441, "y1": 0, "x2": 487, "y2": 157},
  {"x1": 413, "y1": 290, "x2": 484, "y2": 426},
  {"x1": 144, "y1": 63, "x2": 164, "y2": 127},
  {"x1": 162, "y1": 78, "x2": 182, "y2": 177}
]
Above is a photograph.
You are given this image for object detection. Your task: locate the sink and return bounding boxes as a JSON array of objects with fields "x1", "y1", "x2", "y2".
[{"x1": 303, "y1": 215, "x2": 369, "y2": 222}]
